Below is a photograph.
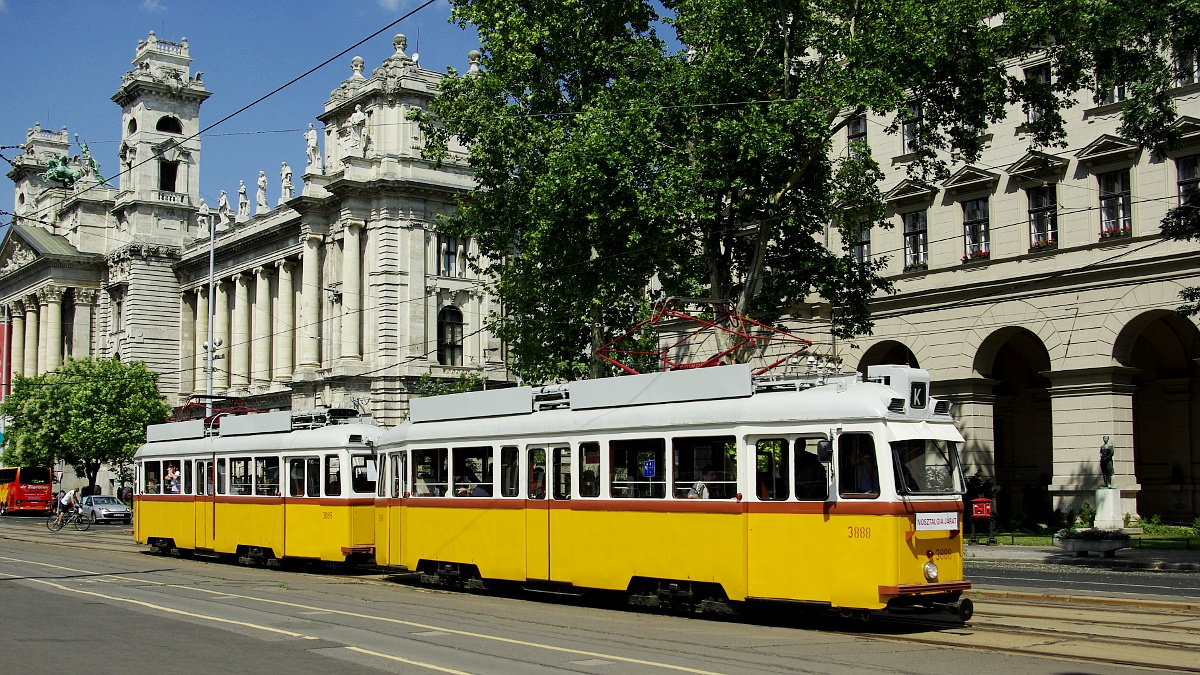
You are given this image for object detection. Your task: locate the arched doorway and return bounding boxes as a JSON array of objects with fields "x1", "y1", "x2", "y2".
[
  {"x1": 975, "y1": 327, "x2": 1053, "y2": 526},
  {"x1": 857, "y1": 340, "x2": 919, "y2": 375},
  {"x1": 1114, "y1": 311, "x2": 1200, "y2": 522}
]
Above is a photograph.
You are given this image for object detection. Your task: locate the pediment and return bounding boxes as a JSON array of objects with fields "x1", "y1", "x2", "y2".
[
  {"x1": 942, "y1": 165, "x2": 1000, "y2": 194},
  {"x1": 1006, "y1": 151, "x2": 1069, "y2": 179},
  {"x1": 1076, "y1": 134, "x2": 1140, "y2": 165},
  {"x1": 0, "y1": 223, "x2": 92, "y2": 280},
  {"x1": 0, "y1": 237, "x2": 38, "y2": 277},
  {"x1": 884, "y1": 179, "x2": 938, "y2": 205},
  {"x1": 1171, "y1": 116, "x2": 1200, "y2": 146}
]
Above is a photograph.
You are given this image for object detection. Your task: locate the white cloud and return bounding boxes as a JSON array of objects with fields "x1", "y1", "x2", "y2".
[
  {"x1": 141, "y1": 0, "x2": 166, "y2": 12},
  {"x1": 377, "y1": 0, "x2": 406, "y2": 10}
]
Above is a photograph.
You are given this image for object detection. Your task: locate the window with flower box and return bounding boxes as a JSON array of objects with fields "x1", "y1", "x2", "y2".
[
  {"x1": 1027, "y1": 184, "x2": 1058, "y2": 252},
  {"x1": 962, "y1": 198, "x2": 990, "y2": 261},
  {"x1": 1098, "y1": 169, "x2": 1132, "y2": 239},
  {"x1": 902, "y1": 211, "x2": 927, "y2": 271}
]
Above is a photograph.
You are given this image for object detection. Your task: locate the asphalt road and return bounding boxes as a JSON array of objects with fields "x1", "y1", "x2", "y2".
[{"x1": 965, "y1": 561, "x2": 1200, "y2": 604}]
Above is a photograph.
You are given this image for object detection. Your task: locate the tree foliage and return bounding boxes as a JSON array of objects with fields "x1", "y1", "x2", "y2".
[
  {"x1": 0, "y1": 358, "x2": 170, "y2": 490},
  {"x1": 419, "y1": 0, "x2": 1196, "y2": 382}
]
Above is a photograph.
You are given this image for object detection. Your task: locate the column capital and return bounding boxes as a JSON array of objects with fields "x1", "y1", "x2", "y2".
[
  {"x1": 299, "y1": 230, "x2": 325, "y2": 245},
  {"x1": 1046, "y1": 366, "x2": 1140, "y2": 397},
  {"x1": 24, "y1": 294, "x2": 39, "y2": 312},
  {"x1": 35, "y1": 285, "x2": 65, "y2": 304},
  {"x1": 7, "y1": 298, "x2": 25, "y2": 313},
  {"x1": 254, "y1": 265, "x2": 271, "y2": 278},
  {"x1": 276, "y1": 258, "x2": 296, "y2": 272},
  {"x1": 194, "y1": 286, "x2": 208, "y2": 298},
  {"x1": 74, "y1": 288, "x2": 98, "y2": 305}
]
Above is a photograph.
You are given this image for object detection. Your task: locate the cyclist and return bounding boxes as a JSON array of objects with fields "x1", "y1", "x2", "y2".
[{"x1": 55, "y1": 487, "x2": 80, "y2": 527}]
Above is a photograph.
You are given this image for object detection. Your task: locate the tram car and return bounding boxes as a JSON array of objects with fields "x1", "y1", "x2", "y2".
[
  {"x1": 374, "y1": 364, "x2": 973, "y2": 619},
  {"x1": 134, "y1": 408, "x2": 382, "y2": 565}
]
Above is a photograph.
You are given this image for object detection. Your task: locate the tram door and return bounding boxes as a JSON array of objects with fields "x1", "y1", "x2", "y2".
[
  {"x1": 526, "y1": 447, "x2": 550, "y2": 580},
  {"x1": 195, "y1": 458, "x2": 214, "y2": 550},
  {"x1": 549, "y1": 446, "x2": 572, "y2": 582}
]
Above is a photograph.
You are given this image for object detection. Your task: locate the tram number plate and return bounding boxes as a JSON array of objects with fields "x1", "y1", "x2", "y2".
[
  {"x1": 915, "y1": 511, "x2": 959, "y2": 531},
  {"x1": 322, "y1": 511, "x2": 334, "y2": 520},
  {"x1": 847, "y1": 526, "x2": 871, "y2": 539}
]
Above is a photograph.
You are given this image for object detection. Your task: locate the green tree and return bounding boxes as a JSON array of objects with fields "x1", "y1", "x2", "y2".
[
  {"x1": 0, "y1": 357, "x2": 170, "y2": 492},
  {"x1": 421, "y1": 0, "x2": 1195, "y2": 382}
]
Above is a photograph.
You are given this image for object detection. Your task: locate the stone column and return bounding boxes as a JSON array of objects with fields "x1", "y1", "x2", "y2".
[
  {"x1": 231, "y1": 272, "x2": 251, "y2": 388},
  {"x1": 213, "y1": 281, "x2": 230, "y2": 391},
  {"x1": 72, "y1": 289, "x2": 96, "y2": 359},
  {"x1": 44, "y1": 286, "x2": 64, "y2": 371},
  {"x1": 252, "y1": 266, "x2": 272, "y2": 384},
  {"x1": 299, "y1": 232, "x2": 322, "y2": 367},
  {"x1": 194, "y1": 288, "x2": 209, "y2": 394},
  {"x1": 9, "y1": 300, "x2": 25, "y2": 381},
  {"x1": 23, "y1": 297, "x2": 38, "y2": 376},
  {"x1": 273, "y1": 260, "x2": 295, "y2": 381},
  {"x1": 1046, "y1": 366, "x2": 1141, "y2": 517},
  {"x1": 341, "y1": 221, "x2": 363, "y2": 359}
]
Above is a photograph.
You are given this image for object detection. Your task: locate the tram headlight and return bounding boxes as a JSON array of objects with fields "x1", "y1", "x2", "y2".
[{"x1": 923, "y1": 560, "x2": 939, "y2": 581}]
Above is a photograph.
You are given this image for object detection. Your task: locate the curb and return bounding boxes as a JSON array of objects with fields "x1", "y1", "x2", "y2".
[
  {"x1": 971, "y1": 588, "x2": 1200, "y2": 612},
  {"x1": 966, "y1": 554, "x2": 1200, "y2": 573}
]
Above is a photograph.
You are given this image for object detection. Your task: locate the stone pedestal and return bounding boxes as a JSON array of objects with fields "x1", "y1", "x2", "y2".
[{"x1": 1094, "y1": 486, "x2": 1124, "y2": 529}]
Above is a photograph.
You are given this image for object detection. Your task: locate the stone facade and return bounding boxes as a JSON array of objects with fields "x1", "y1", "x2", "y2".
[
  {"x1": 1, "y1": 33, "x2": 501, "y2": 432},
  {"x1": 813, "y1": 66, "x2": 1200, "y2": 524}
]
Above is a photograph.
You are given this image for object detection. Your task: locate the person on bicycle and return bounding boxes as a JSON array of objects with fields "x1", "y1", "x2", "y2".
[{"x1": 56, "y1": 488, "x2": 80, "y2": 526}]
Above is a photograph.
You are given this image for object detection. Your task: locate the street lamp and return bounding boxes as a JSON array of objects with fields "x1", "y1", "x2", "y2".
[{"x1": 201, "y1": 202, "x2": 219, "y2": 418}]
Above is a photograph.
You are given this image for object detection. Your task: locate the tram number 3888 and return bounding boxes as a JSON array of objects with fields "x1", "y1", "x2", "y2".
[{"x1": 847, "y1": 526, "x2": 872, "y2": 539}]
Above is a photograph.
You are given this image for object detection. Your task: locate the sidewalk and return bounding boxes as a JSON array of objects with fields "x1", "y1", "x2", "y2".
[{"x1": 965, "y1": 540, "x2": 1200, "y2": 572}]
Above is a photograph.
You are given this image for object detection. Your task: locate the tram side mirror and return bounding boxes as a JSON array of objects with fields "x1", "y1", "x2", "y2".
[{"x1": 816, "y1": 440, "x2": 833, "y2": 464}]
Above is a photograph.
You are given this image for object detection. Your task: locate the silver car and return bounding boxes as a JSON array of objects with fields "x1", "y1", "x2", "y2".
[{"x1": 81, "y1": 495, "x2": 132, "y2": 524}]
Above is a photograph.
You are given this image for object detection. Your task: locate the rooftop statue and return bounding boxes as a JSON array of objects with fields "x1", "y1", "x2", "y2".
[
  {"x1": 39, "y1": 155, "x2": 82, "y2": 188},
  {"x1": 75, "y1": 134, "x2": 107, "y2": 184}
]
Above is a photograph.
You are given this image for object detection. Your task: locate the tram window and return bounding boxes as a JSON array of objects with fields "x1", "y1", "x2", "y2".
[
  {"x1": 183, "y1": 461, "x2": 193, "y2": 494},
  {"x1": 350, "y1": 454, "x2": 376, "y2": 494},
  {"x1": 216, "y1": 459, "x2": 227, "y2": 495},
  {"x1": 143, "y1": 461, "x2": 162, "y2": 494},
  {"x1": 254, "y1": 457, "x2": 280, "y2": 496},
  {"x1": 325, "y1": 455, "x2": 343, "y2": 496},
  {"x1": 672, "y1": 436, "x2": 736, "y2": 499},
  {"x1": 500, "y1": 446, "x2": 520, "y2": 497},
  {"x1": 412, "y1": 449, "x2": 448, "y2": 496},
  {"x1": 610, "y1": 438, "x2": 666, "y2": 498},
  {"x1": 377, "y1": 456, "x2": 388, "y2": 498},
  {"x1": 289, "y1": 459, "x2": 306, "y2": 497},
  {"x1": 528, "y1": 448, "x2": 546, "y2": 499},
  {"x1": 195, "y1": 460, "x2": 206, "y2": 496},
  {"x1": 452, "y1": 447, "x2": 492, "y2": 497},
  {"x1": 755, "y1": 439, "x2": 790, "y2": 501},
  {"x1": 552, "y1": 447, "x2": 571, "y2": 500},
  {"x1": 794, "y1": 438, "x2": 829, "y2": 501},
  {"x1": 230, "y1": 458, "x2": 252, "y2": 495},
  {"x1": 891, "y1": 439, "x2": 961, "y2": 494},
  {"x1": 306, "y1": 458, "x2": 320, "y2": 497},
  {"x1": 390, "y1": 453, "x2": 405, "y2": 498},
  {"x1": 578, "y1": 442, "x2": 600, "y2": 498},
  {"x1": 838, "y1": 433, "x2": 879, "y2": 498}
]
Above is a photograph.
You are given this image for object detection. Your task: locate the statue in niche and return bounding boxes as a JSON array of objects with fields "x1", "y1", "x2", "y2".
[
  {"x1": 1099, "y1": 436, "x2": 1115, "y2": 488},
  {"x1": 217, "y1": 190, "x2": 232, "y2": 228},
  {"x1": 256, "y1": 171, "x2": 268, "y2": 214},
  {"x1": 237, "y1": 179, "x2": 249, "y2": 218},
  {"x1": 279, "y1": 162, "x2": 293, "y2": 203},
  {"x1": 349, "y1": 104, "x2": 367, "y2": 156},
  {"x1": 305, "y1": 123, "x2": 322, "y2": 172}
]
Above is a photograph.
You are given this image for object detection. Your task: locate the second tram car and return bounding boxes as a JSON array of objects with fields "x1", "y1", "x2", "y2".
[
  {"x1": 135, "y1": 408, "x2": 382, "y2": 564},
  {"x1": 373, "y1": 364, "x2": 972, "y2": 618}
]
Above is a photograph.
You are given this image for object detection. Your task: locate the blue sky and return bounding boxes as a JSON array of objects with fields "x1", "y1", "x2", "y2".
[{"x1": 0, "y1": 0, "x2": 480, "y2": 220}]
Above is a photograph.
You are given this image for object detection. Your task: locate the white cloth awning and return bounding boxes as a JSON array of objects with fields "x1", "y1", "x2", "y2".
[{"x1": 886, "y1": 421, "x2": 966, "y2": 443}]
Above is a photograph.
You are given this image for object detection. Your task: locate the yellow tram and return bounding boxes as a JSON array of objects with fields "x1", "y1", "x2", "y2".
[
  {"x1": 134, "y1": 409, "x2": 382, "y2": 564},
  {"x1": 374, "y1": 364, "x2": 972, "y2": 619}
]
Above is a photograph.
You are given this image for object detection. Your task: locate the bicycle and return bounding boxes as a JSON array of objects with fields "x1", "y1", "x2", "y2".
[{"x1": 46, "y1": 506, "x2": 92, "y2": 532}]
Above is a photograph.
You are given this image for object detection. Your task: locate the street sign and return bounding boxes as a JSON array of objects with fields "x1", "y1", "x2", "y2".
[{"x1": 642, "y1": 459, "x2": 656, "y2": 478}]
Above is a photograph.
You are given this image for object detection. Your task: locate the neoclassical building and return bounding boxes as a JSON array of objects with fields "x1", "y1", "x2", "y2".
[
  {"x1": 1, "y1": 32, "x2": 500, "y2": 430},
  {"x1": 816, "y1": 64, "x2": 1200, "y2": 523}
]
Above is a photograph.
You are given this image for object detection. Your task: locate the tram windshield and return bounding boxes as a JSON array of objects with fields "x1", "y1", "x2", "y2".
[{"x1": 890, "y1": 439, "x2": 965, "y2": 495}]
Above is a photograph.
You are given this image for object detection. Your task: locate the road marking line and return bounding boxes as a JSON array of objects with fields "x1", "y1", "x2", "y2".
[
  {"x1": 0, "y1": 556, "x2": 725, "y2": 675},
  {"x1": 0, "y1": 570, "x2": 309, "y2": 639},
  {"x1": 345, "y1": 646, "x2": 475, "y2": 674}
]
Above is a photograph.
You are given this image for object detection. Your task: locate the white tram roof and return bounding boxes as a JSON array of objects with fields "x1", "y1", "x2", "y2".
[
  {"x1": 387, "y1": 364, "x2": 962, "y2": 447},
  {"x1": 136, "y1": 421, "x2": 382, "y2": 460}
]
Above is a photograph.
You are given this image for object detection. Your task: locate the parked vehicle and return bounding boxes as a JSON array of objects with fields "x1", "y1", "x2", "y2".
[
  {"x1": 0, "y1": 467, "x2": 54, "y2": 515},
  {"x1": 81, "y1": 495, "x2": 132, "y2": 524}
]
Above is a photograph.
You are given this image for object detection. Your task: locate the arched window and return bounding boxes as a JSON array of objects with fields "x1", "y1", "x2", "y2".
[
  {"x1": 156, "y1": 116, "x2": 183, "y2": 134},
  {"x1": 127, "y1": 118, "x2": 138, "y2": 134},
  {"x1": 437, "y1": 307, "x2": 464, "y2": 366}
]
